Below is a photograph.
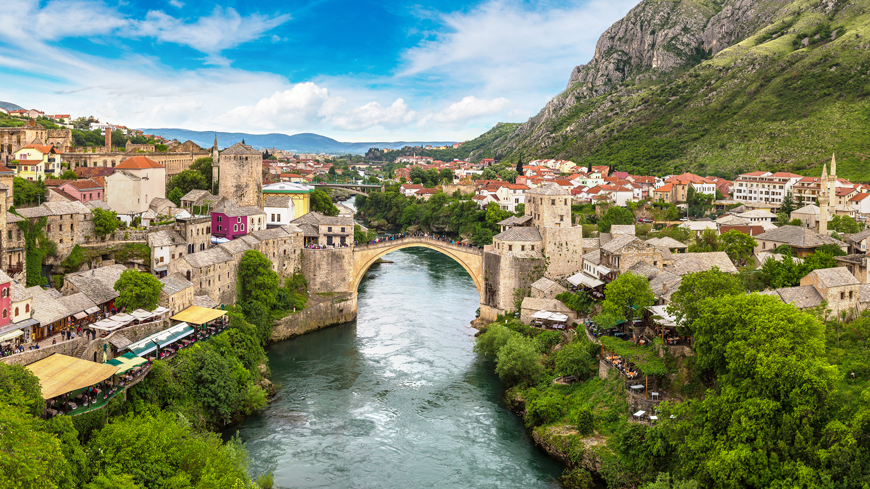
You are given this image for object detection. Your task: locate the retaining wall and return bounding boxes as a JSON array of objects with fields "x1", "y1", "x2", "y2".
[{"x1": 270, "y1": 294, "x2": 358, "y2": 341}]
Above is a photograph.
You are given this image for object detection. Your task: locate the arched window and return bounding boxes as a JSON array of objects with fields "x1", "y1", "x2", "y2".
[
  {"x1": 2, "y1": 309, "x2": 7, "y2": 318},
  {"x1": 25, "y1": 304, "x2": 29, "y2": 313},
  {"x1": 14, "y1": 307, "x2": 18, "y2": 316}
]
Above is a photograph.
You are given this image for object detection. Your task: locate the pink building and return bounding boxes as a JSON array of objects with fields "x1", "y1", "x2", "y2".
[
  {"x1": 58, "y1": 179, "x2": 104, "y2": 203},
  {"x1": 0, "y1": 274, "x2": 11, "y2": 328}
]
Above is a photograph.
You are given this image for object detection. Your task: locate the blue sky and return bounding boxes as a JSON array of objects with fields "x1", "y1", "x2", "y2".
[{"x1": 0, "y1": 0, "x2": 639, "y2": 141}]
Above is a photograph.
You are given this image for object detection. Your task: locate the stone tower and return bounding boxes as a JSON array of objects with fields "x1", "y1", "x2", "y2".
[
  {"x1": 104, "y1": 125, "x2": 112, "y2": 151},
  {"x1": 215, "y1": 141, "x2": 262, "y2": 207},
  {"x1": 818, "y1": 153, "x2": 836, "y2": 235},
  {"x1": 210, "y1": 133, "x2": 220, "y2": 194}
]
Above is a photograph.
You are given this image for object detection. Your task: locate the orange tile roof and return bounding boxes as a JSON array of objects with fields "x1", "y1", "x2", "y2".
[
  {"x1": 655, "y1": 183, "x2": 674, "y2": 192},
  {"x1": 116, "y1": 156, "x2": 164, "y2": 169},
  {"x1": 20, "y1": 144, "x2": 55, "y2": 154}
]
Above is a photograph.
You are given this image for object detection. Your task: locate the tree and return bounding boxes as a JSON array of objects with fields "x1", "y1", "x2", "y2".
[
  {"x1": 485, "y1": 202, "x2": 511, "y2": 225},
  {"x1": 780, "y1": 190, "x2": 796, "y2": 216},
  {"x1": 598, "y1": 206, "x2": 635, "y2": 233},
  {"x1": 311, "y1": 189, "x2": 339, "y2": 216},
  {"x1": 515, "y1": 161, "x2": 523, "y2": 176},
  {"x1": 830, "y1": 214, "x2": 862, "y2": 234},
  {"x1": 718, "y1": 229, "x2": 757, "y2": 266},
  {"x1": 554, "y1": 341, "x2": 596, "y2": 379},
  {"x1": 439, "y1": 168, "x2": 454, "y2": 184},
  {"x1": 601, "y1": 272, "x2": 655, "y2": 324},
  {"x1": 474, "y1": 324, "x2": 518, "y2": 357},
  {"x1": 686, "y1": 228, "x2": 719, "y2": 253},
  {"x1": 167, "y1": 187, "x2": 184, "y2": 206},
  {"x1": 114, "y1": 269, "x2": 163, "y2": 311},
  {"x1": 495, "y1": 335, "x2": 543, "y2": 386},
  {"x1": 189, "y1": 157, "x2": 213, "y2": 189},
  {"x1": 91, "y1": 208, "x2": 119, "y2": 237},
  {"x1": 13, "y1": 177, "x2": 47, "y2": 206},
  {"x1": 667, "y1": 267, "x2": 744, "y2": 336},
  {"x1": 59, "y1": 169, "x2": 78, "y2": 180},
  {"x1": 166, "y1": 169, "x2": 207, "y2": 197},
  {"x1": 238, "y1": 250, "x2": 280, "y2": 308},
  {"x1": 816, "y1": 243, "x2": 847, "y2": 257}
]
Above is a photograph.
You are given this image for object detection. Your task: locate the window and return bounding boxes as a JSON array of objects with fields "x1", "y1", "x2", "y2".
[
  {"x1": 47, "y1": 225, "x2": 51, "y2": 232},
  {"x1": 14, "y1": 307, "x2": 18, "y2": 316},
  {"x1": 531, "y1": 245, "x2": 535, "y2": 251},
  {"x1": 59, "y1": 224, "x2": 63, "y2": 231},
  {"x1": 234, "y1": 224, "x2": 238, "y2": 232},
  {"x1": 521, "y1": 245, "x2": 525, "y2": 251},
  {"x1": 551, "y1": 199, "x2": 555, "y2": 205},
  {"x1": 849, "y1": 290, "x2": 854, "y2": 299},
  {"x1": 25, "y1": 304, "x2": 29, "y2": 313},
  {"x1": 218, "y1": 225, "x2": 222, "y2": 231},
  {"x1": 237, "y1": 217, "x2": 241, "y2": 223},
  {"x1": 508, "y1": 245, "x2": 513, "y2": 251},
  {"x1": 218, "y1": 216, "x2": 222, "y2": 222},
  {"x1": 240, "y1": 224, "x2": 245, "y2": 231},
  {"x1": 2, "y1": 310, "x2": 6, "y2": 319},
  {"x1": 341, "y1": 227, "x2": 345, "y2": 233},
  {"x1": 6, "y1": 231, "x2": 10, "y2": 240},
  {"x1": 159, "y1": 256, "x2": 164, "y2": 263},
  {"x1": 328, "y1": 226, "x2": 332, "y2": 232},
  {"x1": 840, "y1": 292, "x2": 845, "y2": 300}
]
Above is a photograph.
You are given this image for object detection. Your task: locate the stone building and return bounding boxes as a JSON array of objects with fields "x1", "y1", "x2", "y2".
[
  {"x1": 159, "y1": 273, "x2": 195, "y2": 315},
  {"x1": 62, "y1": 264, "x2": 127, "y2": 311},
  {"x1": 0, "y1": 120, "x2": 47, "y2": 166},
  {"x1": 213, "y1": 142, "x2": 263, "y2": 207},
  {"x1": 211, "y1": 200, "x2": 267, "y2": 241},
  {"x1": 764, "y1": 267, "x2": 862, "y2": 317},
  {"x1": 530, "y1": 277, "x2": 566, "y2": 300},
  {"x1": 148, "y1": 229, "x2": 188, "y2": 278},
  {"x1": 599, "y1": 235, "x2": 665, "y2": 275},
  {"x1": 180, "y1": 189, "x2": 223, "y2": 213},
  {"x1": 754, "y1": 226, "x2": 846, "y2": 257},
  {"x1": 291, "y1": 212, "x2": 354, "y2": 247},
  {"x1": 15, "y1": 200, "x2": 94, "y2": 255},
  {"x1": 105, "y1": 156, "x2": 166, "y2": 218},
  {"x1": 176, "y1": 216, "x2": 212, "y2": 255},
  {"x1": 62, "y1": 148, "x2": 207, "y2": 179}
]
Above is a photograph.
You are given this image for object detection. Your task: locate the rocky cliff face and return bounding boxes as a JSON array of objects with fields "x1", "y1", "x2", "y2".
[{"x1": 486, "y1": 0, "x2": 791, "y2": 157}]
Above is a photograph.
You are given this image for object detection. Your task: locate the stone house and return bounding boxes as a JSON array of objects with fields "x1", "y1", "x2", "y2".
[
  {"x1": 62, "y1": 264, "x2": 127, "y2": 312},
  {"x1": 764, "y1": 267, "x2": 862, "y2": 317},
  {"x1": 670, "y1": 252, "x2": 737, "y2": 276},
  {"x1": 291, "y1": 212, "x2": 354, "y2": 247},
  {"x1": 148, "y1": 229, "x2": 188, "y2": 278},
  {"x1": 492, "y1": 226, "x2": 543, "y2": 256},
  {"x1": 834, "y1": 255, "x2": 870, "y2": 284},
  {"x1": 27, "y1": 286, "x2": 71, "y2": 341},
  {"x1": 599, "y1": 235, "x2": 665, "y2": 275},
  {"x1": 754, "y1": 226, "x2": 847, "y2": 257},
  {"x1": 645, "y1": 237, "x2": 688, "y2": 253},
  {"x1": 179, "y1": 189, "x2": 223, "y2": 214},
  {"x1": 530, "y1": 277, "x2": 566, "y2": 300},
  {"x1": 58, "y1": 179, "x2": 103, "y2": 203},
  {"x1": 0, "y1": 121, "x2": 48, "y2": 166},
  {"x1": 15, "y1": 200, "x2": 94, "y2": 255},
  {"x1": 211, "y1": 200, "x2": 267, "y2": 241},
  {"x1": 159, "y1": 273, "x2": 195, "y2": 315},
  {"x1": 177, "y1": 216, "x2": 212, "y2": 255},
  {"x1": 168, "y1": 247, "x2": 236, "y2": 306},
  {"x1": 525, "y1": 183, "x2": 571, "y2": 228},
  {"x1": 790, "y1": 205, "x2": 823, "y2": 229},
  {"x1": 842, "y1": 229, "x2": 870, "y2": 254},
  {"x1": 5, "y1": 212, "x2": 26, "y2": 279},
  {"x1": 519, "y1": 297, "x2": 576, "y2": 325}
]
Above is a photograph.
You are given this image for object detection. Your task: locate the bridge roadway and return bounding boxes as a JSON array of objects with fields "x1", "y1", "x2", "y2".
[
  {"x1": 311, "y1": 183, "x2": 384, "y2": 195},
  {"x1": 352, "y1": 236, "x2": 484, "y2": 298}
]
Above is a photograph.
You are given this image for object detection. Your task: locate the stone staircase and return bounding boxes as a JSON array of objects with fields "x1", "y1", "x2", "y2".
[{"x1": 71, "y1": 343, "x2": 87, "y2": 359}]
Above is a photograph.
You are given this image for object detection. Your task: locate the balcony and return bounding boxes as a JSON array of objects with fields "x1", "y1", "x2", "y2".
[{"x1": 6, "y1": 262, "x2": 22, "y2": 274}]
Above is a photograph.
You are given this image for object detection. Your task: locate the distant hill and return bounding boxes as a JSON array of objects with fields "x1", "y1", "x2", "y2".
[
  {"x1": 0, "y1": 101, "x2": 24, "y2": 112},
  {"x1": 139, "y1": 128, "x2": 456, "y2": 155}
]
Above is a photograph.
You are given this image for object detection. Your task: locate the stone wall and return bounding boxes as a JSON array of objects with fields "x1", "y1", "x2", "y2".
[
  {"x1": 441, "y1": 184, "x2": 475, "y2": 195},
  {"x1": 271, "y1": 294, "x2": 357, "y2": 341},
  {"x1": 482, "y1": 250, "x2": 545, "y2": 314},
  {"x1": 301, "y1": 248, "x2": 353, "y2": 294},
  {"x1": 542, "y1": 226, "x2": 584, "y2": 279},
  {"x1": 1, "y1": 336, "x2": 87, "y2": 366}
]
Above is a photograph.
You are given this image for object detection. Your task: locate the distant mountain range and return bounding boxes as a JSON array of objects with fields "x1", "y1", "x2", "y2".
[
  {"x1": 139, "y1": 128, "x2": 456, "y2": 155},
  {"x1": 0, "y1": 101, "x2": 25, "y2": 112}
]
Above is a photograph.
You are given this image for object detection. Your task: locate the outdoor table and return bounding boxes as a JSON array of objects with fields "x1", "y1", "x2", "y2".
[
  {"x1": 649, "y1": 415, "x2": 658, "y2": 422},
  {"x1": 69, "y1": 402, "x2": 77, "y2": 410},
  {"x1": 630, "y1": 385, "x2": 644, "y2": 391},
  {"x1": 652, "y1": 392, "x2": 659, "y2": 401},
  {"x1": 633, "y1": 410, "x2": 645, "y2": 418}
]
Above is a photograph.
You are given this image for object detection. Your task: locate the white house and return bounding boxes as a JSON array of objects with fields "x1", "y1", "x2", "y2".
[{"x1": 264, "y1": 194, "x2": 297, "y2": 227}]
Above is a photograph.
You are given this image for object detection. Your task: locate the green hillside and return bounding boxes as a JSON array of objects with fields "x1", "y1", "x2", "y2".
[{"x1": 460, "y1": 0, "x2": 870, "y2": 181}]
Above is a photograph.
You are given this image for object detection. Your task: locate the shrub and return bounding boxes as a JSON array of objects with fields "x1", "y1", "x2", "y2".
[
  {"x1": 535, "y1": 330, "x2": 563, "y2": 353},
  {"x1": 474, "y1": 324, "x2": 518, "y2": 358},
  {"x1": 495, "y1": 335, "x2": 544, "y2": 387},
  {"x1": 525, "y1": 390, "x2": 567, "y2": 427},
  {"x1": 575, "y1": 406, "x2": 594, "y2": 436},
  {"x1": 555, "y1": 342, "x2": 596, "y2": 379}
]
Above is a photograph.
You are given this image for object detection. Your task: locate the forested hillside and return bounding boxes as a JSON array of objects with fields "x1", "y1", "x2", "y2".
[{"x1": 453, "y1": 0, "x2": 870, "y2": 180}]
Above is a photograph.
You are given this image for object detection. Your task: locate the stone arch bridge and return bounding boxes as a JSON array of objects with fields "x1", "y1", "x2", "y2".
[{"x1": 352, "y1": 237, "x2": 484, "y2": 298}]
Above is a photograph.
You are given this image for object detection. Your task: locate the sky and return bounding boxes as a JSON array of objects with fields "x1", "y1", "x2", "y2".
[{"x1": 0, "y1": 0, "x2": 639, "y2": 142}]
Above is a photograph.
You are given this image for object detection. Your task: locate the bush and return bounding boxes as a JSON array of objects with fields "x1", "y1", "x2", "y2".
[
  {"x1": 555, "y1": 342, "x2": 596, "y2": 379},
  {"x1": 535, "y1": 330, "x2": 563, "y2": 353},
  {"x1": 575, "y1": 406, "x2": 594, "y2": 436},
  {"x1": 525, "y1": 389, "x2": 567, "y2": 427},
  {"x1": 495, "y1": 335, "x2": 544, "y2": 387},
  {"x1": 474, "y1": 324, "x2": 518, "y2": 358},
  {"x1": 561, "y1": 468, "x2": 595, "y2": 489}
]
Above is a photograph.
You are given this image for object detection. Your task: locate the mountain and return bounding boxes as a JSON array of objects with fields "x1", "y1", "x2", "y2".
[
  {"x1": 0, "y1": 101, "x2": 24, "y2": 112},
  {"x1": 138, "y1": 128, "x2": 456, "y2": 155},
  {"x1": 454, "y1": 0, "x2": 870, "y2": 181}
]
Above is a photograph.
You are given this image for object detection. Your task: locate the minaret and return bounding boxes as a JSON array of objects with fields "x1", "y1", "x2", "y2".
[
  {"x1": 104, "y1": 125, "x2": 112, "y2": 151},
  {"x1": 211, "y1": 132, "x2": 220, "y2": 194},
  {"x1": 818, "y1": 161, "x2": 830, "y2": 235}
]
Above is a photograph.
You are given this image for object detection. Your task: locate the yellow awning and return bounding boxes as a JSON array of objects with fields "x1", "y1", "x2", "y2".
[
  {"x1": 170, "y1": 305, "x2": 226, "y2": 325},
  {"x1": 26, "y1": 353, "x2": 119, "y2": 400}
]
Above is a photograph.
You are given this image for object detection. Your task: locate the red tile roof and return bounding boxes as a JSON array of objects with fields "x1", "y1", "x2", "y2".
[{"x1": 116, "y1": 156, "x2": 164, "y2": 169}]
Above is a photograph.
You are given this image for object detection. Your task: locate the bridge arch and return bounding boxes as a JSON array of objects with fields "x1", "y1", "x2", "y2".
[{"x1": 352, "y1": 238, "x2": 484, "y2": 299}]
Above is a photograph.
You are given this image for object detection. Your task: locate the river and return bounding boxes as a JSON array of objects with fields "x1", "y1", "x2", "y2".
[{"x1": 226, "y1": 247, "x2": 564, "y2": 488}]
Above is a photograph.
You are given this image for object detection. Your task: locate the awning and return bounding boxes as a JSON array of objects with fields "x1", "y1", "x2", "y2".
[
  {"x1": 649, "y1": 305, "x2": 678, "y2": 327},
  {"x1": 0, "y1": 329, "x2": 23, "y2": 342},
  {"x1": 73, "y1": 312, "x2": 87, "y2": 320},
  {"x1": 567, "y1": 272, "x2": 604, "y2": 288},
  {"x1": 107, "y1": 334, "x2": 132, "y2": 350},
  {"x1": 91, "y1": 319, "x2": 122, "y2": 332},
  {"x1": 531, "y1": 310, "x2": 553, "y2": 320},
  {"x1": 131, "y1": 309, "x2": 153, "y2": 321},
  {"x1": 595, "y1": 265, "x2": 612, "y2": 276},
  {"x1": 126, "y1": 322, "x2": 195, "y2": 357},
  {"x1": 109, "y1": 314, "x2": 135, "y2": 326},
  {"x1": 104, "y1": 352, "x2": 148, "y2": 375},
  {"x1": 25, "y1": 353, "x2": 119, "y2": 399},
  {"x1": 170, "y1": 305, "x2": 226, "y2": 325},
  {"x1": 85, "y1": 307, "x2": 101, "y2": 315}
]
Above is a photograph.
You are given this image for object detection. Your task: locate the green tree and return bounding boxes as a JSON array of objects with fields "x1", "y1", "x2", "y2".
[
  {"x1": 166, "y1": 169, "x2": 207, "y2": 197},
  {"x1": 495, "y1": 335, "x2": 544, "y2": 387},
  {"x1": 439, "y1": 168, "x2": 454, "y2": 184},
  {"x1": 816, "y1": 243, "x2": 847, "y2": 257},
  {"x1": 667, "y1": 267, "x2": 744, "y2": 336},
  {"x1": 686, "y1": 228, "x2": 719, "y2": 253},
  {"x1": 830, "y1": 214, "x2": 862, "y2": 234},
  {"x1": 600, "y1": 272, "x2": 655, "y2": 324},
  {"x1": 92, "y1": 207, "x2": 119, "y2": 237},
  {"x1": 718, "y1": 229, "x2": 757, "y2": 266},
  {"x1": 167, "y1": 187, "x2": 184, "y2": 206},
  {"x1": 780, "y1": 191, "x2": 796, "y2": 216},
  {"x1": 13, "y1": 177, "x2": 47, "y2": 206},
  {"x1": 59, "y1": 169, "x2": 78, "y2": 180},
  {"x1": 554, "y1": 341, "x2": 596, "y2": 379},
  {"x1": 189, "y1": 157, "x2": 213, "y2": 189},
  {"x1": 238, "y1": 250, "x2": 280, "y2": 309},
  {"x1": 598, "y1": 206, "x2": 635, "y2": 233},
  {"x1": 485, "y1": 202, "x2": 511, "y2": 225},
  {"x1": 114, "y1": 269, "x2": 163, "y2": 311},
  {"x1": 310, "y1": 189, "x2": 339, "y2": 216},
  {"x1": 474, "y1": 324, "x2": 518, "y2": 358}
]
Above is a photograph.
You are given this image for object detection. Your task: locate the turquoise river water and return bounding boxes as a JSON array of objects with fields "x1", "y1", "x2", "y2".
[{"x1": 225, "y1": 247, "x2": 564, "y2": 488}]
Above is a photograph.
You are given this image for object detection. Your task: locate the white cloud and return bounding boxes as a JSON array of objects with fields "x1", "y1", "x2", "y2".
[
  {"x1": 331, "y1": 99, "x2": 416, "y2": 131},
  {"x1": 432, "y1": 96, "x2": 511, "y2": 123},
  {"x1": 168, "y1": 0, "x2": 184, "y2": 8}
]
